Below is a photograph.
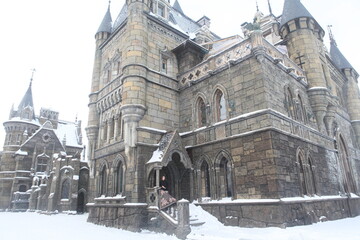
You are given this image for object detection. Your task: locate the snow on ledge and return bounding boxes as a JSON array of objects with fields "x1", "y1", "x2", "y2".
[
  {"x1": 196, "y1": 195, "x2": 354, "y2": 205},
  {"x1": 138, "y1": 126, "x2": 167, "y2": 134}
]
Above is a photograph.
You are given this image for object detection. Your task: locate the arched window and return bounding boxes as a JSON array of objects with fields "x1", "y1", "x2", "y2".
[
  {"x1": 308, "y1": 157, "x2": 317, "y2": 195},
  {"x1": 296, "y1": 95, "x2": 306, "y2": 123},
  {"x1": 215, "y1": 89, "x2": 226, "y2": 121},
  {"x1": 338, "y1": 136, "x2": 356, "y2": 194},
  {"x1": 285, "y1": 88, "x2": 295, "y2": 119},
  {"x1": 61, "y1": 179, "x2": 71, "y2": 199},
  {"x1": 99, "y1": 166, "x2": 107, "y2": 196},
  {"x1": 197, "y1": 98, "x2": 207, "y2": 127},
  {"x1": 115, "y1": 162, "x2": 124, "y2": 195},
  {"x1": 219, "y1": 157, "x2": 233, "y2": 198},
  {"x1": 297, "y1": 152, "x2": 307, "y2": 196},
  {"x1": 200, "y1": 160, "x2": 211, "y2": 198}
]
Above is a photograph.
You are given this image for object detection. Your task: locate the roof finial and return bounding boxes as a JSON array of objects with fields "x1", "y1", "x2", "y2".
[
  {"x1": 328, "y1": 25, "x2": 336, "y2": 45},
  {"x1": 256, "y1": 0, "x2": 259, "y2": 12},
  {"x1": 268, "y1": 0, "x2": 273, "y2": 15},
  {"x1": 30, "y1": 68, "x2": 36, "y2": 87}
]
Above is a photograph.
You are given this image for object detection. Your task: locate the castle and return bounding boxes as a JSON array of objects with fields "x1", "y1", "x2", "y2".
[
  {"x1": 85, "y1": 0, "x2": 360, "y2": 233},
  {"x1": 0, "y1": 80, "x2": 89, "y2": 213},
  {"x1": 1, "y1": 0, "x2": 359, "y2": 237}
]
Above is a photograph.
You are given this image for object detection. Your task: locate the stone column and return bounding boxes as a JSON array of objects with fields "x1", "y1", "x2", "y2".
[{"x1": 176, "y1": 199, "x2": 191, "y2": 240}]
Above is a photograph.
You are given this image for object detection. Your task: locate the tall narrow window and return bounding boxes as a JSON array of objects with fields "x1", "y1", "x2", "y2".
[
  {"x1": 285, "y1": 88, "x2": 295, "y2": 119},
  {"x1": 197, "y1": 98, "x2": 207, "y2": 127},
  {"x1": 215, "y1": 90, "x2": 226, "y2": 121},
  {"x1": 219, "y1": 157, "x2": 233, "y2": 198},
  {"x1": 158, "y1": 4, "x2": 165, "y2": 18},
  {"x1": 115, "y1": 162, "x2": 124, "y2": 195},
  {"x1": 298, "y1": 155, "x2": 307, "y2": 196},
  {"x1": 296, "y1": 95, "x2": 306, "y2": 123},
  {"x1": 99, "y1": 166, "x2": 107, "y2": 196},
  {"x1": 36, "y1": 156, "x2": 49, "y2": 173},
  {"x1": 338, "y1": 136, "x2": 356, "y2": 194},
  {"x1": 61, "y1": 179, "x2": 70, "y2": 199},
  {"x1": 161, "y1": 58, "x2": 168, "y2": 73},
  {"x1": 200, "y1": 161, "x2": 211, "y2": 198}
]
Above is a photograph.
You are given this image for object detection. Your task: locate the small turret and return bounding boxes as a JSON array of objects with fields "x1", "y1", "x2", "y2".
[{"x1": 96, "y1": 2, "x2": 112, "y2": 40}]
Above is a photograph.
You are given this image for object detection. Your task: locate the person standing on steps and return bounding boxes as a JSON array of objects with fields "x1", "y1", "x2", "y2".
[{"x1": 159, "y1": 175, "x2": 176, "y2": 209}]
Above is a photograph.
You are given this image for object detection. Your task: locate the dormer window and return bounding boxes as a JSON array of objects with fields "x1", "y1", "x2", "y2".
[{"x1": 158, "y1": 4, "x2": 165, "y2": 18}]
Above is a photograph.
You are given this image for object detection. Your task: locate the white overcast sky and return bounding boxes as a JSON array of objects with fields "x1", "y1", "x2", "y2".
[{"x1": 0, "y1": 0, "x2": 359, "y2": 151}]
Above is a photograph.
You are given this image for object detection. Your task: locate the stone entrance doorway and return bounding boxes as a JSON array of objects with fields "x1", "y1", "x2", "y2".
[
  {"x1": 77, "y1": 191, "x2": 85, "y2": 213},
  {"x1": 159, "y1": 152, "x2": 191, "y2": 200}
]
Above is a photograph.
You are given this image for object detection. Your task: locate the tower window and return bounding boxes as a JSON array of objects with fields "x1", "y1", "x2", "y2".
[
  {"x1": 158, "y1": 4, "x2": 165, "y2": 18},
  {"x1": 161, "y1": 59, "x2": 167, "y2": 73}
]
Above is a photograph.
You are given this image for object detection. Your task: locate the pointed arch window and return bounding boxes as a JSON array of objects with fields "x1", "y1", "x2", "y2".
[
  {"x1": 61, "y1": 179, "x2": 71, "y2": 200},
  {"x1": 115, "y1": 162, "x2": 124, "y2": 195},
  {"x1": 297, "y1": 154, "x2": 307, "y2": 196},
  {"x1": 197, "y1": 98, "x2": 207, "y2": 127},
  {"x1": 219, "y1": 157, "x2": 233, "y2": 198},
  {"x1": 338, "y1": 136, "x2": 357, "y2": 194},
  {"x1": 215, "y1": 89, "x2": 226, "y2": 121},
  {"x1": 296, "y1": 95, "x2": 306, "y2": 123},
  {"x1": 200, "y1": 160, "x2": 211, "y2": 198},
  {"x1": 285, "y1": 88, "x2": 295, "y2": 119},
  {"x1": 99, "y1": 166, "x2": 107, "y2": 196}
]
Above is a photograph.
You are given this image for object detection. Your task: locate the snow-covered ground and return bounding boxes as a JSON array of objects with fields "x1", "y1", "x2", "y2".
[{"x1": 1, "y1": 204, "x2": 359, "y2": 240}]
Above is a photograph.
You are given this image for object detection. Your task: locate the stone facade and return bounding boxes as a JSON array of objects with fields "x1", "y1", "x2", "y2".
[
  {"x1": 0, "y1": 83, "x2": 89, "y2": 213},
  {"x1": 85, "y1": 0, "x2": 360, "y2": 236}
]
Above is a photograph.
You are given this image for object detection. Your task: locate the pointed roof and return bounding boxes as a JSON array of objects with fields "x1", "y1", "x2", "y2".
[
  {"x1": 280, "y1": 0, "x2": 314, "y2": 28},
  {"x1": 173, "y1": 0, "x2": 184, "y2": 15},
  {"x1": 113, "y1": 4, "x2": 128, "y2": 31},
  {"x1": 330, "y1": 40, "x2": 353, "y2": 70},
  {"x1": 18, "y1": 83, "x2": 34, "y2": 112},
  {"x1": 97, "y1": 5, "x2": 112, "y2": 34}
]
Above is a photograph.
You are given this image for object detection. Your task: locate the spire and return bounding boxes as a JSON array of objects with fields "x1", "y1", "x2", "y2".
[
  {"x1": 16, "y1": 74, "x2": 36, "y2": 120},
  {"x1": 280, "y1": 0, "x2": 314, "y2": 28},
  {"x1": 329, "y1": 28, "x2": 353, "y2": 71},
  {"x1": 96, "y1": 2, "x2": 113, "y2": 34},
  {"x1": 268, "y1": 0, "x2": 273, "y2": 16},
  {"x1": 173, "y1": 0, "x2": 184, "y2": 15},
  {"x1": 256, "y1": 0, "x2": 259, "y2": 12}
]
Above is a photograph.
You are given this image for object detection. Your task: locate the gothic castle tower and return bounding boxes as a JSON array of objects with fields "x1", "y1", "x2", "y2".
[
  {"x1": 0, "y1": 79, "x2": 88, "y2": 212},
  {"x1": 86, "y1": 0, "x2": 360, "y2": 235}
]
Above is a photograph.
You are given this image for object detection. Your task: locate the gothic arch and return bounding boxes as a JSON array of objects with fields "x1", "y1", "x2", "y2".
[
  {"x1": 337, "y1": 134, "x2": 357, "y2": 194},
  {"x1": 196, "y1": 155, "x2": 213, "y2": 199},
  {"x1": 112, "y1": 154, "x2": 126, "y2": 196},
  {"x1": 193, "y1": 93, "x2": 208, "y2": 128},
  {"x1": 214, "y1": 150, "x2": 234, "y2": 198},
  {"x1": 60, "y1": 177, "x2": 71, "y2": 200},
  {"x1": 97, "y1": 160, "x2": 109, "y2": 196},
  {"x1": 296, "y1": 147, "x2": 307, "y2": 196},
  {"x1": 284, "y1": 85, "x2": 295, "y2": 119},
  {"x1": 212, "y1": 84, "x2": 229, "y2": 122}
]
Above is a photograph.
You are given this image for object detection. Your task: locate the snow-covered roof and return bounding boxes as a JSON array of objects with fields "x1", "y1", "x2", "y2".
[
  {"x1": 111, "y1": 2, "x2": 219, "y2": 40},
  {"x1": 54, "y1": 120, "x2": 82, "y2": 148},
  {"x1": 330, "y1": 40, "x2": 355, "y2": 71}
]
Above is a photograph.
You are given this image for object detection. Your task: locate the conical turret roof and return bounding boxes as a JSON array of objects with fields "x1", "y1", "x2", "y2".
[
  {"x1": 330, "y1": 40, "x2": 353, "y2": 70},
  {"x1": 18, "y1": 83, "x2": 34, "y2": 112},
  {"x1": 173, "y1": 0, "x2": 184, "y2": 15},
  {"x1": 97, "y1": 5, "x2": 112, "y2": 34},
  {"x1": 280, "y1": 0, "x2": 314, "y2": 28}
]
